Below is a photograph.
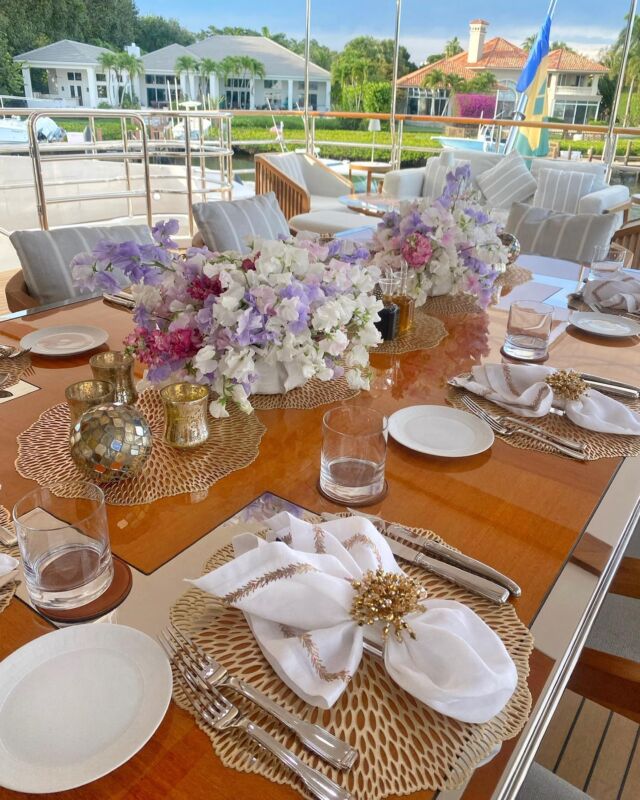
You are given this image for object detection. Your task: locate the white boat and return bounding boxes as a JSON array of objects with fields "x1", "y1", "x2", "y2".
[{"x1": 0, "y1": 116, "x2": 66, "y2": 144}]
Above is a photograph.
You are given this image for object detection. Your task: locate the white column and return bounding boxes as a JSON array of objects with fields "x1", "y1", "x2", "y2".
[
  {"x1": 179, "y1": 71, "x2": 188, "y2": 100},
  {"x1": 287, "y1": 79, "x2": 293, "y2": 111},
  {"x1": 86, "y1": 66, "x2": 98, "y2": 107},
  {"x1": 21, "y1": 66, "x2": 33, "y2": 98},
  {"x1": 209, "y1": 74, "x2": 219, "y2": 108},
  {"x1": 325, "y1": 80, "x2": 331, "y2": 111}
]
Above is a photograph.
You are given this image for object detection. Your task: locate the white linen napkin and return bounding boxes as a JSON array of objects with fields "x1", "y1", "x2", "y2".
[
  {"x1": 582, "y1": 273, "x2": 640, "y2": 312},
  {"x1": 190, "y1": 513, "x2": 518, "y2": 724},
  {"x1": 450, "y1": 364, "x2": 640, "y2": 435},
  {"x1": 0, "y1": 553, "x2": 19, "y2": 589}
]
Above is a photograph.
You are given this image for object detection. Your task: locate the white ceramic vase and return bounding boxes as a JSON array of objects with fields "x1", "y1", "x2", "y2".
[{"x1": 252, "y1": 359, "x2": 308, "y2": 395}]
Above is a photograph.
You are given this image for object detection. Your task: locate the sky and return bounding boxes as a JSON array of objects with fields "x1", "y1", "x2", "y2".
[{"x1": 136, "y1": 0, "x2": 631, "y2": 62}]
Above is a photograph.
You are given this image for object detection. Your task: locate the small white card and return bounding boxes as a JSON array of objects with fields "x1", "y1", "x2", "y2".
[{"x1": 0, "y1": 380, "x2": 40, "y2": 404}]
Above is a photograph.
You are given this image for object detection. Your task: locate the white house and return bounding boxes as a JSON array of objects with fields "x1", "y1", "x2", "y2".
[
  {"x1": 398, "y1": 20, "x2": 606, "y2": 124},
  {"x1": 14, "y1": 35, "x2": 332, "y2": 112}
]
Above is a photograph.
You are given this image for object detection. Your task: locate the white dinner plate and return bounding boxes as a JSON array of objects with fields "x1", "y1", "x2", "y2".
[
  {"x1": 0, "y1": 624, "x2": 172, "y2": 793},
  {"x1": 569, "y1": 312, "x2": 640, "y2": 339},
  {"x1": 388, "y1": 405, "x2": 494, "y2": 457},
  {"x1": 20, "y1": 325, "x2": 109, "y2": 356}
]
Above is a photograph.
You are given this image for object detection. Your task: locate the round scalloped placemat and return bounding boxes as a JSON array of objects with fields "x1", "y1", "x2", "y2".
[
  {"x1": 251, "y1": 376, "x2": 359, "y2": 410},
  {"x1": 496, "y1": 264, "x2": 533, "y2": 292},
  {"x1": 0, "y1": 352, "x2": 34, "y2": 389},
  {"x1": 448, "y1": 388, "x2": 640, "y2": 460},
  {"x1": 170, "y1": 522, "x2": 533, "y2": 798},
  {"x1": 0, "y1": 504, "x2": 19, "y2": 616},
  {"x1": 376, "y1": 307, "x2": 448, "y2": 355},
  {"x1": 15, "y1": 391, "x2": 267, "y2": 506}
]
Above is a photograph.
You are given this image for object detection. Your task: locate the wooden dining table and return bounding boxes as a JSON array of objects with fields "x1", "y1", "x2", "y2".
[{"x1": 0, "y1": 254, "x2": 639, "y2": 800}]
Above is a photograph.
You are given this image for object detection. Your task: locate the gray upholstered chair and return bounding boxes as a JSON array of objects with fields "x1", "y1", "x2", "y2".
[
  {"x1": 516, "y1": 764, "x2": 591, "y2": 799},
  {"x1": 8, "y1": 224, "x2": 153, "y2": 311},
  {"x1": 192, "y1": 192, "x2": 289, "y2": 253}
]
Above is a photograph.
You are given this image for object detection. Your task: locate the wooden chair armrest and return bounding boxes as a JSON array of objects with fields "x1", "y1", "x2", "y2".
[{"x1": 255, "y1": 155, "x2": 310, "y2": 220}]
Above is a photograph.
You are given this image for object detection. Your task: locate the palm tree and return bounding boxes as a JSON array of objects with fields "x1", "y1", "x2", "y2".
[
  {"x1": 197, "y1": 58, "x2": 219, "y2": 105},
  {"x1": 521, "y1": 34, "x2": 536, "y2": 53},
  {"x1": 98, "y1": 51, "x2": 118, "y2": 106},
  {"x1": 174, "y1": 54, "x2": 200, "y2": 101},
  {"x1": 117, "y1": 52, "x2": 144, "y2": 105},
  {"x1": 237, "y1": 56, "x2": 265, "y2": 109},
  {"x1": 444, "y1": 37, "x2": 463, "y2": 58},
  {"x1": 421, "y1": 68, "x2": 446, "y2": 115}
]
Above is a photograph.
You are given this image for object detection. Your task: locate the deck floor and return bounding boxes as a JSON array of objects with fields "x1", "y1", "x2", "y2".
[{"x1": 536, "y1": 690, "x2": 640, "y2": 799}]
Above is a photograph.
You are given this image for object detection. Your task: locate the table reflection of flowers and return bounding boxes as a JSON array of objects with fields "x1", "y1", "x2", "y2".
[
  {"x1": 368, "y1": 165, "x2": 508, "y2": 308},
  {"x1": 370, "y1": 311, "x2": 491, "y2": 401},
  {"x1": 72, "y1": 224, "x2": 382, "y2": 418}
]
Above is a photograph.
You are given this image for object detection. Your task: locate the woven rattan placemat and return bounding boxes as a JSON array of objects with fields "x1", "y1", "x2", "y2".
[
  {"x1": 169, "y1": 520, "x2": 533, "y2": 798},
  {"x1": 16, "y1": 391, "x2": 267, "y2": 506}
]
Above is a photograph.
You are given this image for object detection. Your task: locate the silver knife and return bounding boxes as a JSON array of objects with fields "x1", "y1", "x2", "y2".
[
  {"x1": 383, "y1": 535, "x2": 510, "y2": 605},
  {"x1": 388, "y1": 524, "x2": 522, "y2": 597},
  {"x1": 579, "y1": 373, "x2": 639, "y2": 400}
]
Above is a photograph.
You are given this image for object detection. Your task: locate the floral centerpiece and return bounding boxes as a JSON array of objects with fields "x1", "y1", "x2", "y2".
[
  {"x1": 369, "y1": 164, "x2": 508, "y2": 307},
  {"x1": 71, "y1": 223, "x2": 382, "y2": 417}
]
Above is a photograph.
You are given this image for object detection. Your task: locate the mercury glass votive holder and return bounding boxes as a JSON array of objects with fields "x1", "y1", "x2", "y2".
[
  {"x1": 89, "y1": 351, "x2": 138, "y2": 405},
  {"x1": 161, "y1": 383, "x2": 210, "y2": 449},
  {"x1": 65, "y1": 380, "x2": 115, "y2": 426}
]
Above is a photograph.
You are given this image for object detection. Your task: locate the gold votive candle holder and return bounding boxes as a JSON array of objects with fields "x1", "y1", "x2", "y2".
[
  {"x1": 160, "y1": 383, "x2": 210, "y2": 449},
  {"x1": 65, "y1": 380, "x2": 115, "y2": 426},
  {"x1": 89, "y1": 351, "x2": 138, "y2": 405}
]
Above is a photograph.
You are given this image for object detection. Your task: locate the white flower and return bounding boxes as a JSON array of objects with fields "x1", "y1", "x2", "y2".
[
  {"x1": 208, "y1": 398, "x2": 229, "y2": 418},
  {"x1": 193, "y1": 345, "x2": 218, "y2": 376},
  {"x1": 131, "y1": 284, "x2": 161, "y2": 309}
]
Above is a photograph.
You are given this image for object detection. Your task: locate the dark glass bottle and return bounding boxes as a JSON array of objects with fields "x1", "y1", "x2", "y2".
[{"x1": 375, "y1": 302, "x2": 399, "y2": 341}]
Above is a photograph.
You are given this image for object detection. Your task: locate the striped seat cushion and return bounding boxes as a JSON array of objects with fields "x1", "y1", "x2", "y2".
[
  {"x1": 505, "y1": 202, "x2": 617, "y2": 263},
  {"x1": 9, "y1": 224, "x2": 153, "y2": 305},
  {"x1": 422, "y1": 155, "x2": 470, "y2": 199},
  {"x1": 475, "y1": 151, "x2": 538, "y2": 210},
  {"x1": 192, "y1": 192, "x2": 290, "y2": 253},
  {"x1": 264, "y1": 153, "x2": 308, "y2": 190},
  {"x1": 532, "y1": 168, "x2": 595, "y2": 214}
]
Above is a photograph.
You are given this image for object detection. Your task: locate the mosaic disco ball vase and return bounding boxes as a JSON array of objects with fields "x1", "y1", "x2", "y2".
[
  {"x1": 69, "y1": 403, "x2": 152, "y2": 484},
  {"x1": 498, "y1": 232, "x2": 521, "y2": 265}
]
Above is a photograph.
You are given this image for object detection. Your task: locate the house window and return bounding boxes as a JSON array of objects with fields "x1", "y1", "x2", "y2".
[
  {"x1": 67, "y1": 71, "x2": 82, "y2": 81},
  {"x1": 96, "y1": 73, "x2": 106, "y2": 82},
  {"x1": 97, "y1": 85, "x2": 107, "y2": 98},
  {"x1": 553, "y1": 100, "x2": 599, "y2": 124},
  {"x1": 557, "y1": 73, "x2": 589, "y2": 87},
  {"x1": 224, "y1": 78, "x2": 251, "y2": 109}
]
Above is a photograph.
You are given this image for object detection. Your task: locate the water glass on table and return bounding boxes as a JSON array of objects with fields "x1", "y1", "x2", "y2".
[
  {"x1": 588, "y1": 245, "x2": 626, "y2": 280},
  {"x1": 320, "y1": 406, "x2": 387, "y2": 504},
  {"x1": 503, "y1": 300, "x2": 553, "y2": 361},
  {"x1": 12, "y1": 483, "x2": 113, "y2": 611}
]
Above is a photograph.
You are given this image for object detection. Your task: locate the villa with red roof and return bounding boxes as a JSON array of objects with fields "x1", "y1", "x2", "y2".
[{"x1": 398, "y1": 20, "x2": 607, "y2": 124}]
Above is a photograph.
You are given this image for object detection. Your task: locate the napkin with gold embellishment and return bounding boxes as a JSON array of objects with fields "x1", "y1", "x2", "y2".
[
  {"x1": 190, "y1": 513, "x2": 518, "y2": 723},
  {"x1": 582, "y1": 273, "x2": 640, "y2": 312},
  {"x1": 451, "y1": 364, "x2": 640, "y2": 435}
]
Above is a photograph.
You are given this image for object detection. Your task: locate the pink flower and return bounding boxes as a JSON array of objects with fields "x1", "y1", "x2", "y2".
[
  {"x1": 401, "y1": 233, "x2": 433, "y2": 269},
  {"x1": 187, "y1": 274, "x2": 223, "y2": 302}
]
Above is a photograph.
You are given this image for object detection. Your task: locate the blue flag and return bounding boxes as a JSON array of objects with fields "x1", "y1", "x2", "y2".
[{"x1": 517, "y1": 12, "x2": 552, "y2": 92}]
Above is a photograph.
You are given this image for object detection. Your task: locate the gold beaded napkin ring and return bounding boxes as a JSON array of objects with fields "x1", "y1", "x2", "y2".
[
  {"x1": 351, "y1": 569, "x2": 426, "y2": 642},
  {"x1": 545, "y1": 370, "x2": 588, "y2": 401}
]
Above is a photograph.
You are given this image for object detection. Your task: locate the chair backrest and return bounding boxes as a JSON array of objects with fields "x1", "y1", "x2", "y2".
[
  {"x1": 531, "y1": 158, "x2": 607, "y2": 190},
  {"x1": 613, "y1": 219, "x2": 640, "y2": 268},
  {"x1": 9, "y1": 224, "x2": 153, "y2": 306},
  {"x1": 192, "y1": 192, "x2": 289, "y2": 253},
  {"x1": 260, "y1": 153, "x2": 308, "y2": 191}
]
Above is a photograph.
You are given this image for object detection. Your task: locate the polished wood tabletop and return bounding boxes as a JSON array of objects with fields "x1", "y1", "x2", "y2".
[{"x1": 0, "y1": 258, "x2": 637, "y2": 799}]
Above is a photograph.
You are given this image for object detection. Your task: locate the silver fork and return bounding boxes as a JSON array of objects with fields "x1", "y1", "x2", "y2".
[
  {"x1": 461, "y1": 396, "x2": 588, "y2": 461},
  {"x1": 163, "y1": 625, "x2": 357, "y2": 769},
  {"x1": 159, "y1": 637, "x2": 352, "y2": 800}
]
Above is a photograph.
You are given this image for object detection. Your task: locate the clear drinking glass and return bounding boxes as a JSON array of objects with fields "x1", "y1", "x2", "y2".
[
  {"x1": 320, "y1": 406, "x2": 387, "y2": 504},
  {"x1": 13, "y1": 483, "x2": 113, "y2": 610},
  {"x1": 503, "y1": 300, "x2": 553, "y2": 361},
  {"x1": 589, "y1": 245, "x2": 626, "y2": 280}
]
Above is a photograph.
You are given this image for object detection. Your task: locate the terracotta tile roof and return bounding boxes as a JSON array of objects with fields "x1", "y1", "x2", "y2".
[
  {"x1": 470, "y1": 19, "x2": 489, "y2": 25},
  {"x1": 546, "y1": 49, "x2": 607, "y2": 73},
  {"x1": 397, "y1": 39, "x2": 606, "y2": 87}
]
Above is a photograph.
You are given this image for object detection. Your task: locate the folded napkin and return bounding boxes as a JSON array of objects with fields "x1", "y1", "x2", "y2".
[
  {"x1": 450, "y1": 364, "x2": 640, "y2": 435},
  {"x1": 191, "y1": 513, "x2": 518, "y2": 723},
  {"x1": 0, "y1": 553, "x2": 19, "y2": 589},
  {"x1": 582, "y1": 273, "x2": 640, "y2": 313}
]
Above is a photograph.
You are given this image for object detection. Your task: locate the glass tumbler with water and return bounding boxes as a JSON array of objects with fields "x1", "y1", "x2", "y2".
[
  {"x1": 320, "y1": 407, "x2": 387, "y2": 504},
  {"x1": 13, "y1": 483, "x2": 113, "y2": 610},
  {"x1": 589, "y1": 244, "x2": 626, "y2": 280},
  {"x1": 503, "y1": 300, "x2": 553, "y2": 361}
]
